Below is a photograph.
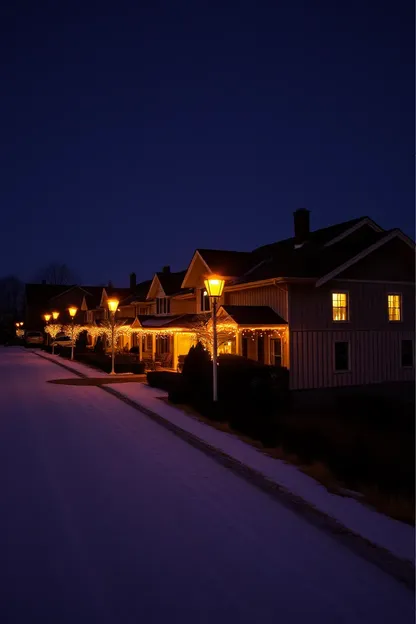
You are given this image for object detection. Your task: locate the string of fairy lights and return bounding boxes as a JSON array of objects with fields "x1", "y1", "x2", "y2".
[{"x1": 45, "y1": 322, "x2": 287, "y2": 347}]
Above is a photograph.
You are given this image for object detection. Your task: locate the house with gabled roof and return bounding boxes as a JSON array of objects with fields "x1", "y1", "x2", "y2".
[
  {"x1": 179, "y1": 209, "x2": 415, "y2": 389},
  {"x1": 33, "y1": 209, "x2": 414, "y2": 390}
]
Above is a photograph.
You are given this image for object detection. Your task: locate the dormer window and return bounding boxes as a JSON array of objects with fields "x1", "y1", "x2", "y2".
[
  {"x1": 156, "y1": 297, "x2": 170, "y2": 315},
  {"x1": 200, "y1": 288, "x2": 211, "y2": 312}
]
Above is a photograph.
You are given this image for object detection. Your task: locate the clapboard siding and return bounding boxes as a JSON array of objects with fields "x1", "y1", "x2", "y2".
[
  {"x1": 289, "y1": 281, "x2": 415, "y2": 331},
  {"x1": 290, "y1": 329, "x2": 414, "y2": 389},
  {"x1": 225, "y1": 285, "x2": 288, "y2": 321}
]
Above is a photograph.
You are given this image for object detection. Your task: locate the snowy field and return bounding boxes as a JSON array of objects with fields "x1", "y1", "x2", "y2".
[{"x1": 0, "y1": 348, "x2": 413, "y2": 623}]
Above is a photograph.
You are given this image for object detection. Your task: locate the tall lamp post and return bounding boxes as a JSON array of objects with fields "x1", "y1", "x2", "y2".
[
  {"x1": 51, "y1": 311, "x2": 60, "y2": 354},
  {"x1": 43, "y1": 314, "x2": 51, "y2": 346},
  {"x1": 68, "y1": 307, "x2": 77, "y2": 360},
  {"x1": 204, "y1": 276, "x2": 225, "y2": 402},
  {"x1": 107, "y1": 298, "x2": 119, "y2": 375}
]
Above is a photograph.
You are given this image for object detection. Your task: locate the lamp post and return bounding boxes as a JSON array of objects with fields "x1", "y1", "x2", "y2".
[
  {"x1": 51, "y1": 311, "x2": 60, "y2": 354},
  {"x1": 68, "y1": 307, "x2": 77, "y2": 360},
  {"x1": 107, "y1": 298, "x2": 119, "y2": 375},
  {"x1": 204, "y1": 276, "x2": 225, "y2": 402},
  {"x1": 43, "y1": 314, "x2": 51, "y2": 346}
]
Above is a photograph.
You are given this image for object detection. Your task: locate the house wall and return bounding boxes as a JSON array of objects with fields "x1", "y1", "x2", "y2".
[
  {"x1": 288, "y1": 280, "x2": 415, "y2": 389},
  {"x1": 171, "y1": 296, "x2": 196, "y2": 314},
  {"x1": 224, "y1": 284, "x2": 288, "y2": 321},
  {"x1": 118, "y1": 305, "x2": 135, "y2": 317}
]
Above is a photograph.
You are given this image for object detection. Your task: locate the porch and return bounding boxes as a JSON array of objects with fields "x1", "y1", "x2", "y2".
[{"x1": 86, "y1": 306, "x2": 289, "y2": 371}]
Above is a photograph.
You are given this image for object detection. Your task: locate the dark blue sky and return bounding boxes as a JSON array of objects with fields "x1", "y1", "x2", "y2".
[{"x1": 1, "y1": 1, "x2": 414, "y2": 286}]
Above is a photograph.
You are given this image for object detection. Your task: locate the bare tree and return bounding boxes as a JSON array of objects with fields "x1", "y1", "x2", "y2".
[{"x1": 34, "y1": 263, "x2": 80, "y2": 285}]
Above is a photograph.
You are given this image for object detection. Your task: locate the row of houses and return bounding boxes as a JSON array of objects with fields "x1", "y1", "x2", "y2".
[{"x1": 25, "y1": 209, "x2": 415, "y2": 390}]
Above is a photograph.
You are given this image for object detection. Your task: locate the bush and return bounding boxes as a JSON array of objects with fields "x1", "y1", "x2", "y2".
[
  {"x1": 182, "y1": 342, "x2": 211, "y2": 383},
  {"x1": 147, "y1": 371, "x2": 182, "y2": 392}
]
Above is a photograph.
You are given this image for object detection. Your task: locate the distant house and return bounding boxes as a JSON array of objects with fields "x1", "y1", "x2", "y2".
[{"x1": 24, "y1": 282, "x2": 130, "y2": 330}]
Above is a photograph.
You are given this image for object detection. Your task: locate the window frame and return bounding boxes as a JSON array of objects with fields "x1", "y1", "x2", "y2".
[
  {"x1": 401, "y1": 339, "x2": 414, "y2": 368},
  {"x1": 156, "y1": 297, "x2": 171, "y2": 315},
  {"x1": 331, "y1": 291, "x2": 349, "y2": 323},
  {"x1": 334, "y1": 340, "x2": 351, "y2": 373},
  {"x1": 200, "y1": 288, "x2": 211, "y2": 312},
  {"x1": 387, "y1": 293, "x2": 402, "y2": 323}
]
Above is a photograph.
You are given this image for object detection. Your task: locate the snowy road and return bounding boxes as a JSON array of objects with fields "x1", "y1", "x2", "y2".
[{"x1": 0, "y1": 349, "x2": 413, "y2": 623}]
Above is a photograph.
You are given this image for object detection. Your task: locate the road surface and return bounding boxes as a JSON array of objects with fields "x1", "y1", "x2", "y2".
[{"x1": 0, "y1": 349, "x2": 413, "y2": 623}]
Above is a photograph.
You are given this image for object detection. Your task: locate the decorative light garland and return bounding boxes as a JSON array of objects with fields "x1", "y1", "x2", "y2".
[{"x1": 45, "y1": 323, "x2": 63, "y2": 340}]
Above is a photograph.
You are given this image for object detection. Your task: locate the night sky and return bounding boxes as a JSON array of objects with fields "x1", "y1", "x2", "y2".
[{"x1": 1, "y1": 1, "x2": 414, "y2": 286}]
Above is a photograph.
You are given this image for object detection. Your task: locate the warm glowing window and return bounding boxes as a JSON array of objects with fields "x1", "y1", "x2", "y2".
[
  {"x1": 388, "y1": 294, "x2": 401, "y2": 322},
  {"x1": 332, "y1": 293, "x2": 348, "y2": 321}
]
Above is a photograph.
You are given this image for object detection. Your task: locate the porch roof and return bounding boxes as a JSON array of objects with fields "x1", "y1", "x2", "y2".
[{"x1": 220, "y1": 305, "x2": 287, "y2": 326}]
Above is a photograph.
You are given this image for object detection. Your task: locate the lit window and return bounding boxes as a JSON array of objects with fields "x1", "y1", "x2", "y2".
[
  {"x1": 388, "y1": 294, "x2": 401, "y2": 322},
  {"x1": 332, "y1": 293, "x2": 348, "y2": 321}
]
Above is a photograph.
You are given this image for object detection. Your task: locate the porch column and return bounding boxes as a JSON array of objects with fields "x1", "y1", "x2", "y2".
[
  {"x1": 173, "y1": 333, "x2": 178, "y2": 371},
  {"x1": 235, "y1": 329, "x2": 241, "y2": 355},
  {"x1": 138, "y1": 333, "x2": 143, "y2": 360},
  {"x1": 152, "y1": 333, "x2": 156, "y2": 361}
]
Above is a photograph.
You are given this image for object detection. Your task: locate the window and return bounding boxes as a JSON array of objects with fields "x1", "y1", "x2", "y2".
[
  {"x1": 156, "y1": 297, "x2": 170, "y2": 315},
  {"x1": 270, "y1": 338, "x2": 282, "y2": 367},
  {"x1": 401, "y1": 340, "x2": 413, "y2": 368},
  {"x1": 334, "y1": 341, "x2": 350, "y2": 372},
  {"x1": 142, "y1": 335, "x2": 152, "y2": 351},
  {"x1": 200, "y1": 288, "x2": 211, "y2": 312},
  {"x1": 388, "y1": 294, "x2": 401, "y2": 322},
  {"x1": 332, "y1": 292, "x2": 348, "y2": 321}
]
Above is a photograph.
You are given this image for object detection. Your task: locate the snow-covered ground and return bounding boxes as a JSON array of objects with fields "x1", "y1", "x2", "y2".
[
  {"x1": 0, "y1": 348, "x2": 413, "y2": 623},
  {"x1": 38, "y1": 348, "x2": 414, "y2": 562}
]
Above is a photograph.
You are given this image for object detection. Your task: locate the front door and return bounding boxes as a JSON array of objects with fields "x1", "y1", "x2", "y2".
[{"x1": 270, "y1": 338, "x2": 282, "y2": 366}]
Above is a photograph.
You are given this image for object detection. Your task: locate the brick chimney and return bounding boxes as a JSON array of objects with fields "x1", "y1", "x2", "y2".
[
  {"x1": 294, "y1": 208, "x2": 310, "y2": 247},
  {"x1": 162, "y1": 265, "x2": 170, "y2": 274},
  {"x1": 130, "y1": 272, "x2": 136, "y2": 290}
]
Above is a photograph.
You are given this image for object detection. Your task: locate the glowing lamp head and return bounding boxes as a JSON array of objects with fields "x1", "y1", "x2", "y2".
[
  {"x1": 20, "y1": 322, "x2": 24, "y2": 326},
  {"x1": 204, "y1": 276, "x2": 225, "y2": 299},
  {"x1": 107, "y1": 298, "x2": 119, "y2": 313},
  {"x1": 15, "y1": 322, "x2": 19, "y2": 328},
  {"x1": 52, "y1": 311, "x2": 59, "y2": 320},
  {"x1": 44, "y1": 314, "x2": 51, "y2": 322},
  {"x1": 68, "y1": 306, "x2": 77, "y2": 318}
]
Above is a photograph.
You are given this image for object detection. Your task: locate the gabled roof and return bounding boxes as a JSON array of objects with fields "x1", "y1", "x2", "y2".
[
  {"x1": 148, "y1": 270, "x2": 191, "y2": 299},
  {"x1": 252, "y1": 216, "x2": 370, "y2": 259},
  {"x1": 220, "y1": 305, "x2": 287, "y2": 326},
  {"x1": 316, "y1": 229, "x2": 415, "y2": 287},
  {"x1": 233, "y1": 219, "x2": 389, "y2": 285},
  {"x1": 196, "y1": 249, "x2": 254, "y2": 276},
  {"x1": 157, "y1": 269, "x2": 188, "y2": 296}
]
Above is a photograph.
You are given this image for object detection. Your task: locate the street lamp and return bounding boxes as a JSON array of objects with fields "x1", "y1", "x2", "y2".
[
  {"x1": 204, "y1": 275, "x2": 225, "y2": 402},
  {"x1": 43, "y1": 314, "x2": 51, "y2": 346},
  {"x1": 107, "y1": 298, "x2": 119, "y2": 375},
  {"x1": 51, "y1": 311, "x2": 60, "y2": 354},
  {"x1": 68, "y1": 307, "x2": 77, "y2": 360}
]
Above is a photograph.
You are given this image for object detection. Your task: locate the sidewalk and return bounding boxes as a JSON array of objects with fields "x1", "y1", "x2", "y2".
[{"x1": 36, "y1": 349, "x2": 415, "y2": 567}]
